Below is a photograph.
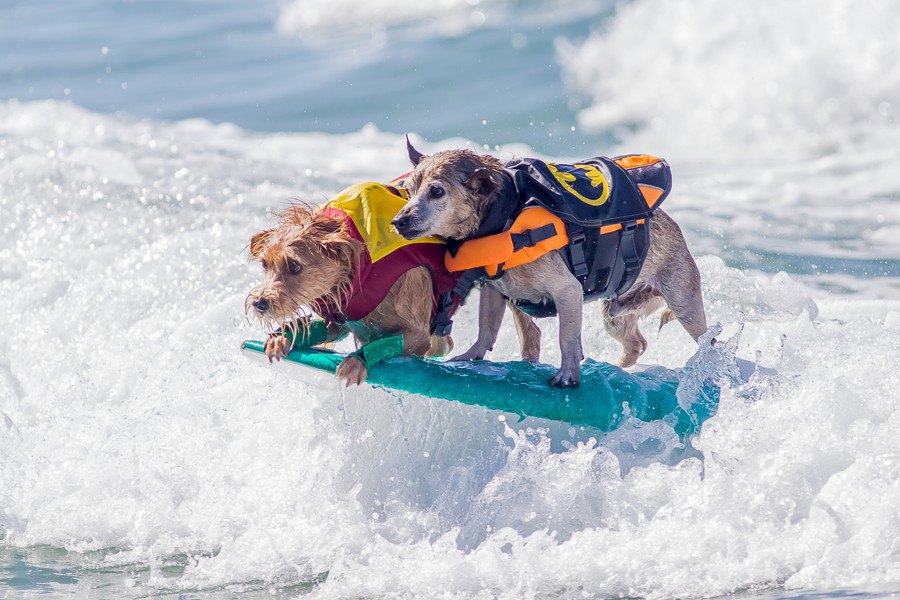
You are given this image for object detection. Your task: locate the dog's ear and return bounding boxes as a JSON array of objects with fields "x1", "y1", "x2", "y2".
[
  {"x1": 249, "y1": 229, "x2": 273, "y2": 258},
  {"x1": 406, "y1": 134, "x2": 426, "y2": 166},
  {"x1": 464, "y1": 168, "x2": 496, "y2": 196},
  {"x1": 311, "y1": 214, "x2": 360, "y2": 264}
]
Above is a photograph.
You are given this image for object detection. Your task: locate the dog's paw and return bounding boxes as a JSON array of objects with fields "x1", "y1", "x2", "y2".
[
  {"x1": 447, "y1": 348, "x2": 486, "y2": 362},
  {"x1": 336, "y1": 356, "x2": 368, "y2": 387},
  {"x1": 616, "y1": 352, "x2": 641, "y2": 369},
  {"x1": 548, "y1": 367, "x2": 580, "y2": 388},
  {"x1": 264, "y1": 335, "x2": 291, "y2": 363}
]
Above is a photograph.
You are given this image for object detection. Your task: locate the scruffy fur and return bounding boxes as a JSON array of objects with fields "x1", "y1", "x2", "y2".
[
  {"x1": 393, "y1": 144, "x2": 707, "y2": 387},
  {"x1": 246, "y1": 204, "x2": 452, "y2": 386}
]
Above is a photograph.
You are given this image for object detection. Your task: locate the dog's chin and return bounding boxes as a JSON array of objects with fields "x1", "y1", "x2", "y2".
[
  {"x1": 253, "y1": 308, "x2": 299, "y2": 328},
  {"x1": 394, "y1": 225, "x2": 430, "y2": 240}
]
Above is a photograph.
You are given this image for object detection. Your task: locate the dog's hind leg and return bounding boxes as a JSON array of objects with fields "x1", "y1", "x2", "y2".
[
  {"x1": 450, "y1": 285, "x2": 507, "y2": 361},
  {"x1": 656, "y1": 259, "x2": 708, "y2": 342},
  {"x1": 602, "y1": 290, "x2": 664, "y2": 368},
  {"x1": 426, "y1": 335, "x2": 454, "y2": 358},
  {"x1": 373, "y1": 266, "x2": 438, "y2": 354},
  {"x1": 606, "y1": 285, "x2": 662, "y2": 319},
  {"x1": 510, "y1": 305, "x2": 541, "y2": 363},
  {"x1": 602, "y1": 310, "x2": 646, "y2": 368}
]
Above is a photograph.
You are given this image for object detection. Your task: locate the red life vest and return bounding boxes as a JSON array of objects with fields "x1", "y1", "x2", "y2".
[{"x1": 316, "y1": 181, "x2": 461, "y2": 327}]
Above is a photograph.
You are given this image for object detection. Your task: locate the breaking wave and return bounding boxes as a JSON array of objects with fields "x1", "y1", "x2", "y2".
[{"x1": 558, "y1": 0, "x2": 900, "y2": 160}]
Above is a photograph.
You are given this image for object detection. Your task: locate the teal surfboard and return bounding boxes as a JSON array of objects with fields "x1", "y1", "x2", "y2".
[{"x1": 241, "y1": 340, "x2": 719, "y2": 436}]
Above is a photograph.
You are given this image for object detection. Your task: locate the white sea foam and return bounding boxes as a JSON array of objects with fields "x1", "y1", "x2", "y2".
[
  {"x1": 1, "y1": 101, "x2": 899, "y2": 597},
  {"x1": 555, "y1": 1, "x2": 900, "y2": 297},
  {"x1": 277, "y1": 0, "x2": 612, "y2": 42},
  {"x1": 558, "y1": 0, "x2": 900, "y2": 160}
]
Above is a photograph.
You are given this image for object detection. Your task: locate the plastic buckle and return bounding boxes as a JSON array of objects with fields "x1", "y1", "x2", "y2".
[
  {"x1": 431, "y1": 293, "x2": 455, "y2": 336},
  {"x1": 567, "y1": 228, "x2": 588, "y2": 277},
  {"x1": 624, "y1": 255, "x2": 642, "y2": 269},
  {"x1": 620, "y1": 222, "x2": 641, "y2": 269},
  {"x1": 433, "y1": 318, "x2": 452, "y2": 337}
]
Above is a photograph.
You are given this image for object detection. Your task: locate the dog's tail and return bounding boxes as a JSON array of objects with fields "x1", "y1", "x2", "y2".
[
  {"x1": 658, "y1": 308, "x2": 677, "y2": 332},
  {"x1": 426, "y1": 335, "x2": 454, "y2": 358}
]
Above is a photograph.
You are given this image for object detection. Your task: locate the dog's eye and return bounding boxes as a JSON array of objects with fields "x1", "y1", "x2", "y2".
[
  {"x1": 429, "y1": 184, "x2": 444, "y2": 198},
  {"x1": 287, "y1": 260, "x2": 303, "y2": 275},
  {"x1": 261, "y1": 260, "x2": 268, "y2": 270}
]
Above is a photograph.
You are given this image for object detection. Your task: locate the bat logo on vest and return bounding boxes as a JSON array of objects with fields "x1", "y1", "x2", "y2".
[{"x1": 546, "y1": 162, "x2": 611, "y2": 206}]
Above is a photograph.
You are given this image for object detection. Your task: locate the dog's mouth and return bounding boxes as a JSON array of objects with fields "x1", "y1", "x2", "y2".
[
  {"x1": 396, "y1": 227, "x2": 428, "y2": 240},
  {"x1": 393, "y1": 219, "x2": 431, "y2": 240}
]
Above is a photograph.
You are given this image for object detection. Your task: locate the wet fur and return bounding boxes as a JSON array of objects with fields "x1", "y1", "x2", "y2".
[
  {"x1": 246, "y1": 204, "x2": 452, "y2": 385},
  {"x1": 394, "y1": 146, "x2": 707, "y2": 385}
]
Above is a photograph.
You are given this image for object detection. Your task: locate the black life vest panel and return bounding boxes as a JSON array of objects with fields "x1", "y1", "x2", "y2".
[
  {"x1": 507, "y1": 155, "x2": 671, "y2": 316},
  {"x1": 442, "y1": 154, "x2": 672, "y2": 320}
]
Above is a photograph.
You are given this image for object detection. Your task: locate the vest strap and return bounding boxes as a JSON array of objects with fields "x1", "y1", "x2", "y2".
[
  {"x1": 566, "y1": 224, "x2": 589, "y2": 278},
  {"x1": 431, "y1": 292, "x2": 456, "y2": 337},
  {"x1": 430, "y1": 268, "x2": 487, "y2": 336},
  {"x1": 510, "y1": 223, "x2": 558, "y2": 252},
  {"x1": 615, "y1": 221, "x2": 644, "y2": 296}
]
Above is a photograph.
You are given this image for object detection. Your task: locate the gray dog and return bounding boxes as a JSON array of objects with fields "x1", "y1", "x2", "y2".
[{"x1": 392, "y1": 142, "x2": 708, "y2": 387}]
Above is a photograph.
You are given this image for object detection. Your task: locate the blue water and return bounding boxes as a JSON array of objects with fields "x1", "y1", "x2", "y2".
[{"x1": 0, "y1": 0, "x2": 609, "y2": 156}]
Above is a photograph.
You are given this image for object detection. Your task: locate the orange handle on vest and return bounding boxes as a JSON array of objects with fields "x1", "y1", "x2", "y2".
[{"x1": 444, "y1": 207, "x2": 569, "y2": 276}]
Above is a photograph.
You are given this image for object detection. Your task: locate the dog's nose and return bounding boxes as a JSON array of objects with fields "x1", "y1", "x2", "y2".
[
  {"x1": 391, "y1": 215, "x2": 411, "y2": 232},
  {"x1": 252, "y1": 298, "x2": 269, "y2": 313}
]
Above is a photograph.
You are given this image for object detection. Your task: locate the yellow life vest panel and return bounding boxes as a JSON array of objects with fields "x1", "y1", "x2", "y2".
[{"x1": 325, "y1": 182, "x2": 442, "y2": 264}]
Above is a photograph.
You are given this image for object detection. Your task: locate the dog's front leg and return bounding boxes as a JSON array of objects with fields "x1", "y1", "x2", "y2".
[
  {"x1": 336, "y1": 334, "x2": 407, "y2": 387},
  {"x1": 450, "y1": 285, "x2": 506, "y2": 361},
  {"x1": 548, "y1": 278, "x2": 584, "y2": 388}
]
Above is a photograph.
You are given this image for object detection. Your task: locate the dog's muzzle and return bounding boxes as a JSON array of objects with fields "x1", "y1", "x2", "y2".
[{"x1": 391, "y1": 214, "x2": 425, "y2": 239}]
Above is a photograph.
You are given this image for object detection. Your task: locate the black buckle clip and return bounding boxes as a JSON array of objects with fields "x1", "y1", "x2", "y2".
[
  {"x1": 567, "y1": 228, "x2": 588, "y2": 277},
  {"x1": 510, "y1": 223, "x2": 557, "y2": 252},
  {"x1": 431, "y1": 292, "x2": 455, "y2": 337},
  {"x1": 620, "y1": 221, "x2": 641, "y2": 269}
]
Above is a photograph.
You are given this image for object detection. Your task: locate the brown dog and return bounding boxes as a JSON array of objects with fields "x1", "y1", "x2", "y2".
[
  {"x1": 392, "y1": 145, "x2": 707, "y2": 387},
  {"x1": 246, "y1": 202, "x2": 451, "y2": 386}
]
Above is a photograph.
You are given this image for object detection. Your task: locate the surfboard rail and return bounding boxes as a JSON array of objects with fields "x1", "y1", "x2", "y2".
[{"x1": 241, "y1": 340, "x2": 719, "y2": 436}]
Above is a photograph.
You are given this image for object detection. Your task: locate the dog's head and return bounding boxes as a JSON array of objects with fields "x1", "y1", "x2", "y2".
[
  {"x1": 245, "y1": 205, "x2": 362, "y2": 329},
  {"x1": 392, "y1": 137, "x2": 505, "y2": 240}
]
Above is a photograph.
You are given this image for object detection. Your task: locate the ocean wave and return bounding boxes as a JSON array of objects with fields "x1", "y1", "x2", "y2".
[
  {"x1": 1, "y1": 101, "x2": 899, "y2": 597},
  {"x1": 558, "y1": 0, "x2": 900, "y2": 160},
  {"x1": 277, "y1": 0, "x2": 612, "y2": 41}
]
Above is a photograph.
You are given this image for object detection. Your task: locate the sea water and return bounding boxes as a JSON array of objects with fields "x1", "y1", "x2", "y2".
[{"x1": 1, "y1": 0, "x2": 899, "y2": 598}]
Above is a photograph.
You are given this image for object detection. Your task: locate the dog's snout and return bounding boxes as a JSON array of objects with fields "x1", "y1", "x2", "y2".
[{"x1": 252, "y1": 298, "x2": 270, "y2": 313}]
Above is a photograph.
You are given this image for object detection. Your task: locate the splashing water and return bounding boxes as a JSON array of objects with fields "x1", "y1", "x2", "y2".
[
  {"x1": 1, "y1": 99, "x2": 899, "y2": 598},
  {"x1": 2, "y1": 1, "x2": 900, "y2": 597}
]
